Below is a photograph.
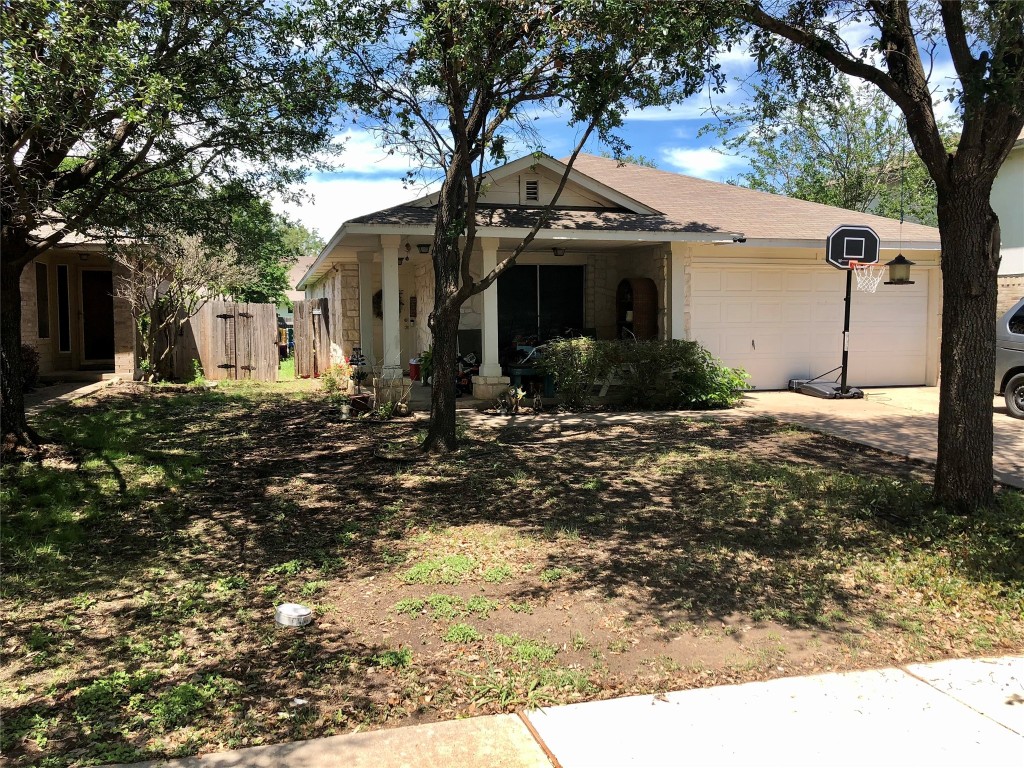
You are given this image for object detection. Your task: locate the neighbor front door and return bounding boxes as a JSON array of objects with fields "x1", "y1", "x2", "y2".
[{"x1": 81, "y1": 269, "x2": 115, "y2": 363}]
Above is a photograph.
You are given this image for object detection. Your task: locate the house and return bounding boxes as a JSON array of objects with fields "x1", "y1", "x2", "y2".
[
  {"x1": 20, "y1": 230, "x2": 136, "y2": 380},
  {"x1": 297, "y1": 153, "x2": 942, "y2": 399},
  {"x1": 992, "y1": 127, "x2": 1024, "y2": 314}
]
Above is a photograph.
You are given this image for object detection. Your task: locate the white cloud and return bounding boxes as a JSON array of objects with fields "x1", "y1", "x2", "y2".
[
  {"x1": 273, "y1": 175, "x2": 435, "y2": 241},
  {"x1": 334, "y1": 129, "x2": 421, "y2": 175},
  {"x1": 660, "y1": 147, "x2": 742, "y2": 179}
]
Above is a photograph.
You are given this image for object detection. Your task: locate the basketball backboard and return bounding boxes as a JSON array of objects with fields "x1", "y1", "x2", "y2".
[{"x1": 826, "y1": 225, "x2": 880, "y2": 269}]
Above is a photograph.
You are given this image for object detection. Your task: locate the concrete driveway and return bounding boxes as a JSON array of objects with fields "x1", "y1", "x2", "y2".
[{"x1": 743, "y1": 386, "x2": 1023, "y2": 490}]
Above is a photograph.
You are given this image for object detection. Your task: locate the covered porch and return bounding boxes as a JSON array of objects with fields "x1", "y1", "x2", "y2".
[{"x1": 299, "y1": 231, "x2": 716, "y2": 401}]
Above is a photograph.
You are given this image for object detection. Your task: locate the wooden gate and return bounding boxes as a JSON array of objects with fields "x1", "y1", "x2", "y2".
[
  {"x1": 293, "y1": 298, "x2": 331, "y2": 378},
  {"x1": 173, "y1": 301, "x2": 278, "y2": 382}
]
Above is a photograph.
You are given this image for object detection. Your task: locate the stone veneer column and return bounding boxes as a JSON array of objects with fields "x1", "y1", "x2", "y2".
[
  {"x1": 356, "y1": 251, "x2": 375, "y2": 362},
  {"x1": 473, "y1": 237, "x2": 511, "y2": 400}
]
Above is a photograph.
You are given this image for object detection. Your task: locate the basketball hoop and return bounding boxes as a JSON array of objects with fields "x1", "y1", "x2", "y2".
[{"x1": 849, "y1": 261, "x2": 884, "y2": 293}]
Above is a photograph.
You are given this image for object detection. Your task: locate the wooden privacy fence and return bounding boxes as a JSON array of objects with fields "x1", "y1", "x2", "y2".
[
  {"x1": 173, "y1": 300, "x2": 279, "y2": 382},
  {"x1": 293, "y1": 298, "x2": 331, "y2": 378}
]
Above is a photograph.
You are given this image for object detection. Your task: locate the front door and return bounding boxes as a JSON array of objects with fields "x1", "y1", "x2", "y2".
[{"x1": 81, "y1": 269, "x2": 115, "y2": 363}]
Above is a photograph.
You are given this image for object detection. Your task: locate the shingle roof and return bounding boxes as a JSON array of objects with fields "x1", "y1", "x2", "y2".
[
  {"x1": 349, "y1": 203, "x2": 723, "y2": 233},
  {"x1": 569, "y1": 154, "x2": 940, "y2": 243}
]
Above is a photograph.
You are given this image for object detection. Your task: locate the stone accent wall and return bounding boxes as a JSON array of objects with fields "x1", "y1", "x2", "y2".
[
  {"x1": 338, "y1": 264, "x2": 359, "y2": 354},
  {"x1": 413, "y1": 258, "x2": 434, "y2": 354},
  {"x1": 998, "y1": 274, "x2": 1024, "y2": 317}
]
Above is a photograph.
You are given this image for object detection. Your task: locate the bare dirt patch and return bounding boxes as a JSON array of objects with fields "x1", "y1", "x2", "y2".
[{"x1": 2, "y1": 383, "x2": 1022, "y2": 766}]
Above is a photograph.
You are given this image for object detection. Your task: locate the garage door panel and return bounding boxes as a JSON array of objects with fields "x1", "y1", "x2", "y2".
[{"x1": 688, "y1": 266, "x2": 929, "y2": 389}]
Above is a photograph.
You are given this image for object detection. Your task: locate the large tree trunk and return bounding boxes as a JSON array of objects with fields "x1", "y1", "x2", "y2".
[
  {"x1": 422, "y1": 301, "x2": 460, "y2": 453},
  {"x1": 1, "y1": 256, "x2": 39, "y2": 458},
  {"x1": 933, "y1": 183, "x2": 1000, "y2": 511}
]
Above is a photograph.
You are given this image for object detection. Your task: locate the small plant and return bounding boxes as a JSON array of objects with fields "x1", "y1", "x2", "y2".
[
  {"x1": 372, "y1": 647, "x2": 412, "y2": 668},
  {"x1": 321, "y1": 361, "x2": 353, "y2": 404},
  {"x1": 483, "y1": 565, "x2": 512, "y2": 583},
  {"x1": 301, "y1": 579, "x2": 328, "y2": 596},
  {"x1": 393, "y1": 598, "x2": 425, "y2": 616},
  {"x1": 188, "y1": 358, "x2": 205, "y2": 386},
  {"x1": 401, "y1": 555, "x2": 475, "y2": 585},
  {"x1": 267, "y1": 560, "x2": 306, "y2": 576},
  {"x1": 507, "y1": 601, "x2": 533, "y2": 614},
  {"x1": 20, "y1": 344, "x2": 41, "y2": 391},
  {"x1": 444, "y1": 623, "x2": 481, "y2": 643},
  {"x1": 494, "y1": 633, "x2": 558, "y2": 662},
  {"x1": 540, "y1": 567, "x2": 570, "y2": 583},
  {"x1": 571, "y1": 632, "x2": 589, "y2": 652},
  {"x1": 466, "y1": 596, "x2": 499, "y2": 619},
  {"x1": 426, "y1": 593, "x2": 465, "y2": 621}
]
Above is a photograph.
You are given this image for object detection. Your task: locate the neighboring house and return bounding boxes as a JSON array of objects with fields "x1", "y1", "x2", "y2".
[
  {"x1": 20, "y1": 231, "x2": 136, "y2": 380},
  {"x1": 297, "y1": 153, "x2": 942, "y2": 397},
  {"x1": 992, "y1": 127, "x2": 1024, "y2": 314}
]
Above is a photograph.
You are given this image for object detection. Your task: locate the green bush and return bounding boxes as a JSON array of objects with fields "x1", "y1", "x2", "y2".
[
  {"x1": 537, "y1": 338, "x2": 618, "y2": 408},
  {"x1": 21, "y1": 344, "x2": 40, "y2": 392},
  {"x1": 618, "y1": 339, "x2": 748, "y2": 409},
  {"x1": 538, "y1": 338, "x2": 747, "y2": 410}
]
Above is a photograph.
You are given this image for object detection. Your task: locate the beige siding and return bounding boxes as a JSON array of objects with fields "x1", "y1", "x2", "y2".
[{"x1": 479, "y1": 165, "x2": 613, "y2": 207}]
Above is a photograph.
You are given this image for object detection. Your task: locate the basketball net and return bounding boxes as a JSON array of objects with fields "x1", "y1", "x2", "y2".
[{"x1": 849, "y1": 261, "x2": 884, "y2": 293}]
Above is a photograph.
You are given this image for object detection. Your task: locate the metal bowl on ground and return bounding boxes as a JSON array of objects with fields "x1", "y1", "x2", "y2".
[{"x1": 275, "y1": 603, "x2": 313, "y2": 627}]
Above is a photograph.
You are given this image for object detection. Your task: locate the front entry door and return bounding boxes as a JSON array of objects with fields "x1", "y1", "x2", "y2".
[{"x1": 81, "y1": 270, "x2": 115, "y2": 362}]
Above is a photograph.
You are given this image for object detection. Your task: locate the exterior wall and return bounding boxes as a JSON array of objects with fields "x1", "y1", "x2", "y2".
[
  {"x1": 21, "y1": 249, "x2": 135, "y2": 376},
  {"x1": 479, "y1": 165, "x2": 609, "y2": 207},
  {"x1": 305, "y1": 263, "x2": 359, "y2": 356},
  {"x1": 992, "y1": 143, "x2": 1024, "y2": 276}
]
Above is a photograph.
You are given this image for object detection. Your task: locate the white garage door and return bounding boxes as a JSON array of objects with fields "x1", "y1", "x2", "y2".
[{"x1": 689, "y1": 266, "x2": 929, "y2": 390}]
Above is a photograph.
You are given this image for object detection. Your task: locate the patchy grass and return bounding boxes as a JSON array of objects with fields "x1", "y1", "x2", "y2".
[{"x1": 3, "y1": 382, "x2": 1022, "y2": 767}]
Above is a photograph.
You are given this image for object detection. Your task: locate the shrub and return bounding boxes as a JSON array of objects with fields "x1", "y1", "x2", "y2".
[
  {"x1": 21, "y1": 344, "x2": 40, "y2": 392},
  {"x1": 321, "y1": 362, "x2": 352, "y2": 402},
  {"x1": 617, "y1": 339, "x2": 748, "y2": 409},
  {"x1": 537, "y1": 338, "x2": 618, "y2": 408}
]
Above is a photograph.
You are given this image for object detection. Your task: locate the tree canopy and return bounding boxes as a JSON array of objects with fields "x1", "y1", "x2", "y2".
[
  {"x1": 1, "y1": 0, "x2": 343, "y2": 452},
  {"x1": 706, "y1": 81, "x2": 952, "y2": 227}
]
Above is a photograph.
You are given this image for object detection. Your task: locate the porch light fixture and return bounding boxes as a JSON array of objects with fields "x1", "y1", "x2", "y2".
[
  {"x1": 884, "y1": 254, "x2": 915, "y2": 285},
  {"x1": 552, "y1": 247, "x2": 566, "y2": 257},
  {"x1": 416, "y1": 243, "x2": 431, "y2": 254}
]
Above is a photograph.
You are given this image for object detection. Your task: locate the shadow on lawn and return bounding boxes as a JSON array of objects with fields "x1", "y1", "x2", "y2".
[{"x1": 3, "y1": 386, "x2": 1023, "y2": 767}]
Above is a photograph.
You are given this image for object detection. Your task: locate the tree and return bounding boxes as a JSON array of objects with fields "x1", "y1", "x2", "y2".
[
  {"x1": 1, "y1": 0, "x2": 341, "y2": 455},
  {"x1": 333, "y1": 0, "x2": 727, "y2": 452},
  {"x1": 706, "y1": 81, "x2": 949, "y2": 226},
  {"x1": 727, "y1": 1, "x2": 1024, "y2": 511},
  {"x1": 599, "y1": 150, "x2": 660, "y2": 168},
  {"x1": 112, "y1": 233, "x2": 255, "y2": 380}
]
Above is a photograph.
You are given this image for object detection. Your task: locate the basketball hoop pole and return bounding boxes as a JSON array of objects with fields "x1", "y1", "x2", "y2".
[{"x1": 840, "y1": 267, "x2": 853, "y2": 394}]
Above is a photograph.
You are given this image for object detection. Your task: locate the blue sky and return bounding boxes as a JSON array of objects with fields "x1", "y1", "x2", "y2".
[{"x1": 276, "y1": 35, "x2": 959, "y2": 242}]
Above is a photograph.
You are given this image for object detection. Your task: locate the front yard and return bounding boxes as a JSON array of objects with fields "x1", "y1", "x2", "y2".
[{"x1": 2, "y1": 382, "x2": 1022, "y2": 767}]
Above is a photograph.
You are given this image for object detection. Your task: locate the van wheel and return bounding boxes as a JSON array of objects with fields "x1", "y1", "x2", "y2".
[{"x1": 1006, "y1": 373, "x2": 1024, "y2": 419}]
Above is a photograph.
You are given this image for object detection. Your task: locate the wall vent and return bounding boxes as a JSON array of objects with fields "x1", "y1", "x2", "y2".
[{"x1": 523, "y1": 178, "x2": 539, "y2": 202}]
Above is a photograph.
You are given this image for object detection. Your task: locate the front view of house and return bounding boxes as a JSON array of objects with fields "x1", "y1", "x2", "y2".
[{"x1": 297, "y1": 154, "x2": 942, "y2": 399}]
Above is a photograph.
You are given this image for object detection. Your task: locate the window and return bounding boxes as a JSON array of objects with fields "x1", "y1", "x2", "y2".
[
  {"x1": 35, "y1": 262, "x2": 50, "y2": 338},
  {"x1": 1010, "y1": 306, "x2": 1024, "y2": 335},
  {"x1": 57, "y1": 264, "x2": 71, "y2": 353}
]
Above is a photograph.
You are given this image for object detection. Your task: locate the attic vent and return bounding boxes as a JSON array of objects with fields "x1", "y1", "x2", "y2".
[{"x1": 524, "y1": 178, "x2": 539, "y2": 202}]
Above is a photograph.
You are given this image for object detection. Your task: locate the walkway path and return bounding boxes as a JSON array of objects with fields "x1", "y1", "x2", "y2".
[{"x1": 117, "y1": 655, "x2": 1023, "y2": 767}]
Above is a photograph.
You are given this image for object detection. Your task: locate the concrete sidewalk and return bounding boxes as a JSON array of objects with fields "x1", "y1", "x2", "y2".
[{"x1": 118, "y1": 656, "x2": 1023, "y2": 768}]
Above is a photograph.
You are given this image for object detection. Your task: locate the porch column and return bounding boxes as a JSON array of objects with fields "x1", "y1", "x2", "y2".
[
  {"x1": 473, "y1": 237, "x2": 511, "y2": 400},
  {"x1": 479, "y1": 237, "x2": 502, "y2": 378},
  {"x1": 670, "y1": 241, "x2": 688, "y2": 340},
  {"x1": 356, "y1": 251, "x2": 375, "y2": 362},
  {"x1": 378, "y1": 235, "x2": 403, "y2": 379}
]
